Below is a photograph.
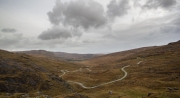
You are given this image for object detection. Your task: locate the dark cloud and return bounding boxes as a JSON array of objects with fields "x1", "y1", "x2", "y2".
[
  {"x1": 143, "y1": 0, "x2": 177, "y2": 9},
  {"x1": 1, "y1": 28, "x2": 17, "y2": 33},
  {"x1": 38, "y1": 26, "x2": 82, "y2": 40},
  {"x1": 48, "y1": 0, "x2": 107, "y2": 29},
  {"x1": 38, "y1": 27, "x2": 71, "y2": 40},
  {"x1": 107, "y1": 0, "x2": 129, "y2": 19}
]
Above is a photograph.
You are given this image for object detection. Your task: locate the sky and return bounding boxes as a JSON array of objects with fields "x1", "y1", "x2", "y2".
[{"x1": 0, "y1": 0, "x2": 180, "y2": 54}]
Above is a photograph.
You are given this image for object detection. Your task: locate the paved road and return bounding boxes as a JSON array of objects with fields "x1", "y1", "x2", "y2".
[
  {"x1": 59, "y1": 70, "x2": 66, "y2": 77},
  {"x1": 86, "y1": 68, "x2": 92, "y2": 72},
  {"x1": 59, "y1": 68, "x2": 83, "y2": 77},
  {"x1": 68, "y1": 65, "x2": 130, "y2": 89},
  {"x1": 137, "y1": 61, "x2": 143, "y2": 65}
]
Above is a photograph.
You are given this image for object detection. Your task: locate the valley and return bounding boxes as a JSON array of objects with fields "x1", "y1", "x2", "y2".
[{"x1": 0, "y1": 40, "x2": 180, "y2": 98}]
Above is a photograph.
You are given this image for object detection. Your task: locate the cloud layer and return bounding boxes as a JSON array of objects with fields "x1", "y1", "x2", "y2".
[
  {"x1": 143, "y1": 0, "x2": 177, "y2": 9},
  {"x1": 1, "y1": 28, "x2": 17, "y2": 33},
  {"x1": 107, "y1": 0, "x2": 129, "y2": 19},
  {"x1": 0, "y1": 0, "x2": 180, "y2": 53}
]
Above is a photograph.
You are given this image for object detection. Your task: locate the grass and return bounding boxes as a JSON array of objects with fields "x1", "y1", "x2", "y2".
[
  {"x1": 65, "y1": 41, "x2": 180, "y2": 98},
  {"x1": 0, "y1": 49, "x2": 82, "y2": 97},
  {"x1": 1, "y1": 40, "x2": 180, "y2": 97}
]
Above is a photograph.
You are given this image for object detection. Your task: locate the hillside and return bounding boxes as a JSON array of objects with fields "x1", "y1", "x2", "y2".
[
  {"x1": 54, "y1": 52, "x2": 103, "y2": 61},
  {"x1": 17, "y1": 50, "x2": 103, "y2": 61},
  {"x1": 0, "y1": 40, "x2": 180, "y2": 98},
  {"x1": 0, "y1": 50, "x2": 82, "y2": 97},
  {"x1": 80, "y1": 46, "x2": 158, "y2": 66},
  {"x1": 69, "y1": 40, "x2": 180, "y2": 98}
]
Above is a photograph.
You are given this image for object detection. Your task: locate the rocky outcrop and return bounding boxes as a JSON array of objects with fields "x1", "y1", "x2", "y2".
[{"x1": 0, "y1": 50, "x2": 73, "y2": 95}]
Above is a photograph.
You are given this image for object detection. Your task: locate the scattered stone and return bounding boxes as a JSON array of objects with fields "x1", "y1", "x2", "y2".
[
  {"x1": 166, "y1": 87, "x2": 180, "y2": 92},
  {"x1": 147, "y1": 92, "x2": 154, "y2": 96},
  {"x1": 109, "y1": 90, "x2": 113, "y2": 94},
  {"x1": 168, "y1": 87, "x2": 173, "y2": 90},
  {"x1": 174, "y1": 87, "x2": 179, "y2": 90},
  {"x1": 6, "y1": 93, "x2": 10, "y2": 96},
  {"x1": 43, "y1": 95, "x2": 51, "y2": 98},
  {"x1": 22, "y1": 93, "x2": 29, "y2": 97},
  {"x1": 37, "y1": 91, "x2": 41, "y2": 95}
]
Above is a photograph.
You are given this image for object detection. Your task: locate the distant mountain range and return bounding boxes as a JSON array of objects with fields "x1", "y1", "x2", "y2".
[{"x1": 16, "y1": 50, "x2": 104, "y2": 61}]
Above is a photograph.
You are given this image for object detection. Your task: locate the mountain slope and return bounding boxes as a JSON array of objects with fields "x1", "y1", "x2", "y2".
[
  {"x1": 74, "y1": 40, "x2": 180, "y2": 98},
  {"x1": 80, "y1": 46, "x2": 158, "y2": 67},
  {"x1": 0, "y1": 50, "x2": 81, "y2": 97}
]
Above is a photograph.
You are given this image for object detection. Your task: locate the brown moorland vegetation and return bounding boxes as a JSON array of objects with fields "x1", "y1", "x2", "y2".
[
  {"x1": 64, "y1": 40, "x2": 180, "y2": 98},
  {"x1": 0, "y1": 40, "x2": 180, "y2": 98},
  {"x1": 0, "y1": 50, "x2": 82, "y2": 97}
]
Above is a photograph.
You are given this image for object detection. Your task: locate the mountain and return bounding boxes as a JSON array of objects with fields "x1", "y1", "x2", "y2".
[
  {"x1": 0, "y1": 40, "x2": 180, "y2": 98},
  {"x1": 17, "y1": 50, "x2": 103, "y2": 61}
]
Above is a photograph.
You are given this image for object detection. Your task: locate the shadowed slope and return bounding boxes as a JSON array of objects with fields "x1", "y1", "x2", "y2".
[{"x1": 0, "y1": 50, "x2": 81, "y2": 97}]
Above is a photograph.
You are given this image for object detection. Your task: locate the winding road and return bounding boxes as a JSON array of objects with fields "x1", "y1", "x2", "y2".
[
  {"x1": 137, "y1": 61, "x2": 143, "y2": 65},
  {"x1": 86, "y1": 68, "x2": 92, "y2": 72},
  {"x1": 68, "y1": 65, "x2": 130, "y2": 89},
  {"x1": 59, "y1": 68, "x2": 82, "y2": 77}
]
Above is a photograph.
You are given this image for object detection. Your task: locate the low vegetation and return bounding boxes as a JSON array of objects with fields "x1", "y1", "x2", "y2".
[
  {"x1": 0, "y1": 50, "x2": 81, "y2": 97},
  {"x1": 0, "y1": 40, "x2": 180, "y2": 98}
]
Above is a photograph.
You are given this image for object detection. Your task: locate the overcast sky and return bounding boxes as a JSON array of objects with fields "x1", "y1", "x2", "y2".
[{"x1": 0, "y1": 0, "x2": 180, "y2": 53}]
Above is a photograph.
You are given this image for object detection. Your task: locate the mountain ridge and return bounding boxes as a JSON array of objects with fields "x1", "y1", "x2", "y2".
[{"x1": 16, "y1": 50, "x2": 104, "y2": 61}]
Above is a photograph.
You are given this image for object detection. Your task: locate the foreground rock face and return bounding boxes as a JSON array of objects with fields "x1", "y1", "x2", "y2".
[
  {"x1": 0, "y1": 61, "x2": 72, "y2": 94},
  {"x1": 0, "y1": 59, "x2": 41, "y2": 93},
  {"x1": 0, "y1": 50, "x2": 73, "y2": 95}
]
